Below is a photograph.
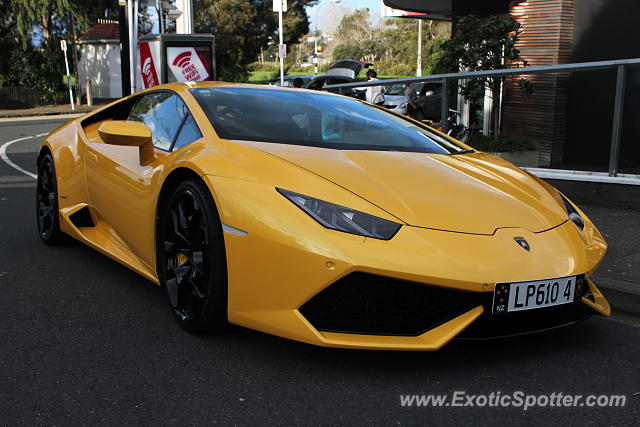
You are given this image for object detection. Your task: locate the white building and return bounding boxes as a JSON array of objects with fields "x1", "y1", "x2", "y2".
[{"x1": 77, "y1": 22, "x2": 123, "y2": 100}]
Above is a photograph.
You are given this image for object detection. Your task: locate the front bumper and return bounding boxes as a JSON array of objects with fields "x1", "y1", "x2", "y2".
[{"x1": 205, "y1": 176, "x2": 610, "y2": 350}]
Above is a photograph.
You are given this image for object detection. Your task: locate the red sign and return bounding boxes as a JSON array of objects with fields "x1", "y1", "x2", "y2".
[{"x1": 139, "y1": 42, "x2": 159, "y2": 89}]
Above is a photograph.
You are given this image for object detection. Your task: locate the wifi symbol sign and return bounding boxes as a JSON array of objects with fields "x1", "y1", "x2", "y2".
[
  {"x1": 143, "y1": 57, "x2": 152, "y2": 76},
  {"x1": 172, "y1": 51, "x2": 192, "y2": 69}
]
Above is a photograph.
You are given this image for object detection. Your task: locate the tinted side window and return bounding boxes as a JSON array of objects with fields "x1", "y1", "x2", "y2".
[
  {"x1": 424, "y1": 84, "x2": 442, "y2": 94},
  {"x1": 309, "y1": 77, "x2": 326, "y2": 90},
  {"x1": 128, "y1": 92, "x2": 186, "y2": 150},
  {"x1": 173, "y1": 113, "x2": 202, "y2": 150}
]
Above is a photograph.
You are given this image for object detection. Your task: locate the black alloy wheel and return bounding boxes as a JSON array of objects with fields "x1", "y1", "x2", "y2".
[
  {"x1": 36, "y1": 153, "x2": 65, "y2": 244},
  {"x1": 158, "y1": 179, "x2": 227, "y2": 332}
]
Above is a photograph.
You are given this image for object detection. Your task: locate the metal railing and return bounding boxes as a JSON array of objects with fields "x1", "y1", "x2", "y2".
[{"x1": 324, "y1": 58, "x2": 640, "y2": 177}]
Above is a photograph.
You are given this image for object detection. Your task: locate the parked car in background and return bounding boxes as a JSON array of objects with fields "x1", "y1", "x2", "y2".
[
  {"x1": 268, "y1": 60, "x2": 370, "y2": 100},
  {"x1": 267, "y1": 75, "x2": 316, "y2": 88},
  {"x1": 383, "y1": 82, "x2": 443, "y2": 120}
]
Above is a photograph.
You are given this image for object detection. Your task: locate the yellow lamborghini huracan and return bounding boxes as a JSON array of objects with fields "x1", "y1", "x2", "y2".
[{"x1": 37, "y1": 82, "x2": 611, "y2": 350}]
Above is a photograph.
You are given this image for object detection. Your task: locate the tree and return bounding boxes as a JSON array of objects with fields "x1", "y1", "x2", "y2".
[
  {"x1": 378, "y1": 18, "x2": 449, "y2": 76},
  {"x1": 332, "y1": 9, "x2": 384, "y2": 64},
  {"x1": 331, "y1": 11, "x2": 450, "y2": 76},
  {"x1": 332, "y1": 44, "x2": 365, "y2": 62},
  {"x1": 4, "y1": 0, "x2": 121, "y2": 102},
  {"x1": 440, "y1": 15, "x2": 526, "y2": 137},
  {"x1": 195, "y1": 0, "x2": 317, "y2": 82}
]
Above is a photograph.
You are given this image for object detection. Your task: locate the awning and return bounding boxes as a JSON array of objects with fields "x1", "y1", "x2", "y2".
[
  {"x1": 383, "y1": 0, "x2": 453, "y2": 16},
  {"x1": 383, "y1": 1, "x2": 510, "y2": 18}
]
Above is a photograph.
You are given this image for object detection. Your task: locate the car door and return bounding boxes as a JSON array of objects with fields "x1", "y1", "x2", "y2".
[
  {"x1": 421, "y1": 83, "x2": 443, "y2": 119},
  {"x1": 324, "y1": 77, "x2": 358, "y2": 97},
  {"x1": 84, "y1": 91, "x2": 200, "y2": 266}
]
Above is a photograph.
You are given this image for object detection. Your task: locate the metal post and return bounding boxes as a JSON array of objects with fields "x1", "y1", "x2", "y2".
[
  {"x1": 278, "y1": 4, "x2": 284, "y2": 86},
  {"x1": 70, "y1": 13, "x2": 81, "y2": 106},
  {"x1": 314, "y1": 3, "x2": 323, "y2": 75},
  {"x1": 62, "y1": 44, "x2": 75, "y2": 111},
  {"x1": 440, "y1": 78, "x2": 448, "y2": 133},
  {"x1": 609, "y1": 65, "x2": 626, "y2": 176},
  {"x1": 119, "y1": 2, "x2": 131, "y2": 96},
  {"x1": 158, "y1": 0, "x2": 165, "y2": 34},
  {"x1": 314, "y1": 24, "x2": 318, "y2": 74},
  {"x1": 128, "y1": 0, "x2": 139, "y2": 94},
  {"x1": 416, "y1": 20, "x2": 422, "y2": 77}
]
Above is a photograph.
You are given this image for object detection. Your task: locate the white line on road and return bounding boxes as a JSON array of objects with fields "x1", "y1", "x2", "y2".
[{"x1": 0, "y1": 135, "x2": 42, "y2": 180}]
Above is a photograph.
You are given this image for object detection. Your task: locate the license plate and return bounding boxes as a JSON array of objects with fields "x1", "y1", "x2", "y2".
[{"x1": 492, "y1": 276, "x2": 576, "y2": 314}]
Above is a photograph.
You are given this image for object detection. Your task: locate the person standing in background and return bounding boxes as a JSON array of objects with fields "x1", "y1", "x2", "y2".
[
  {"x1": 404, "y1": 82, "x2": 419, "y2": 119},
  {"x1": 365, "y1": 70, "x2": 385, "y2": 106}
]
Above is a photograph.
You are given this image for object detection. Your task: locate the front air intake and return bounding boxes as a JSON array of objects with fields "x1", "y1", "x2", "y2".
[{"x1": 299, "y1": 272, "x2": 482, "y2": 336}]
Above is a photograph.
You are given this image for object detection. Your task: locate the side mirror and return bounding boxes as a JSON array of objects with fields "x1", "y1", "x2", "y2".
[
  {"x1": 424, "y1": 90, "x2": 435, "y2": 97},
  {"x1": 98, "y1": 120, "x2": 155, "y2": 165}
]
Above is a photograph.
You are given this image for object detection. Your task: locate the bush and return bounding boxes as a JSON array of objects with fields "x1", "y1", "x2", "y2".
[
  {"x1": 5, "y1": 46, "x2": 65, "y2": 105},
  {"x1": 467, "y1": 133, "x2": 537, "y2": 153},
  {"x1": 375, "y1": 60, "x2": 413, "y2": 78},
  {"x1": 248, "y1": 62, "x2": 279, "y2": 72},
  {"x1": 286, "y1": 65, "x2": 316, "y2": 74}
]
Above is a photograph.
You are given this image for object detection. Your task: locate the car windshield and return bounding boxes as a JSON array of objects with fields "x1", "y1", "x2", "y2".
[{"x1": 191, "y1": 87, "x2": 466, "y2": 154}]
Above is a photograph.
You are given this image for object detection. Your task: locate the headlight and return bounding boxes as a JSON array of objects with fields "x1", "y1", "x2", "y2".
[
  {"x1": 277, "y1": 188, "x2": 402, "y2": 240},
  {"x1": 559, "y1": 193, "x2": 584, "y2": 230}
]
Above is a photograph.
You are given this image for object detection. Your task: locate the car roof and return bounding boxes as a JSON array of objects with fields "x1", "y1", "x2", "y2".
[{"x1": 174, "y1": 81, "x2": 350, "y2": 95}]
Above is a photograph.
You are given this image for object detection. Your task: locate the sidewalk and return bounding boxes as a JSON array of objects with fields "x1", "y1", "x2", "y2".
[
  {"x1": 582, "y1": 203, "x2": 640, "y2": 317},
  {"x1": 0, "y1": 104, "x2": 97, "y2": 119}
]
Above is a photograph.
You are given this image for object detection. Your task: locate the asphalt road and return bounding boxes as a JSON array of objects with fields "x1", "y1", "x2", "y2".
[{"x1": 1, "y1": 118, "x2": 639, "y2": 425}]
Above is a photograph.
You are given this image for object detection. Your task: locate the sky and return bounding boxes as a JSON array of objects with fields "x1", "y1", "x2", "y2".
[{"x1": 306, "y1": 0, "x2": 382, "y2": 32}]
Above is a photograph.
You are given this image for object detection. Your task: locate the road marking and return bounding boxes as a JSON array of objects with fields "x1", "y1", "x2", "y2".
[{"x1": 0, "y1": 134, "x2": 45, "y2": 180}]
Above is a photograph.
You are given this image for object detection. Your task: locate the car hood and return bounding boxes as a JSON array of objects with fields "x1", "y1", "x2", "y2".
[{"x1": 234, "y1": 141, "x2": 568, "y2": 235}]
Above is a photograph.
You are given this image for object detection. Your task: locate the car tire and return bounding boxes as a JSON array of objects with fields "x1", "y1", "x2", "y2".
[
  {"x1": 36, "y1": 153, "x2": 66, "y2": 245},
  {"x1": 157, "y1": 179, "x2": 228, "y2": 333}
]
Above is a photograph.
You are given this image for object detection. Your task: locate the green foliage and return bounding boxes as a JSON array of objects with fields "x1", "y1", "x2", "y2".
[
  {"x1": 3, "y1": 0, "x2": 121, "y2": 103},
  {"x1": 248, "y1": 71, "x2": 275, "y2": 84},
  {"x1": 440, "y1": 15, "x2": 527, "y2": 137},
  {"x1": 195, "y1": 0, "x2": 256, "y2": 82},
  {"x1": 195, "y1": 0, "x2": 317, "y2": 82},
  {"x1": 4, "y1": 46, "x2": 66, "y2": 104},
  {"x1": 249, "y1": 62, "x2": 279, "y2": 72},
  {"x1": 332, "y1": 44, "x2": 366, "y2": 62},
  {"x1": 441, "y1": 15, "x2": 525, "y2": 99},
  {"x1": 331, "y1": 13, "x2": 450, "y2": 78},
  {"x1": 378, "y1": 19, "x2": 449, "y2": 77},
  {"x1": 14, "y1": 0, "x2": 69, "y2": 48},
  {"x1": 331, "y1": 9, "x2": 384, "y2": 64},
  {"x1": 468, "y1": 133, "x2": 537, "y2": 153}
]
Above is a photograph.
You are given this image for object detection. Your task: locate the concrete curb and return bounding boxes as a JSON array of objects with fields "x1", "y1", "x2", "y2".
[
  {"x1": 596, "y1": 278, "x2": 640, "y2": 316},
  {"x1": 0, "y1": 113, "x2": 84, "y2": 123}
]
